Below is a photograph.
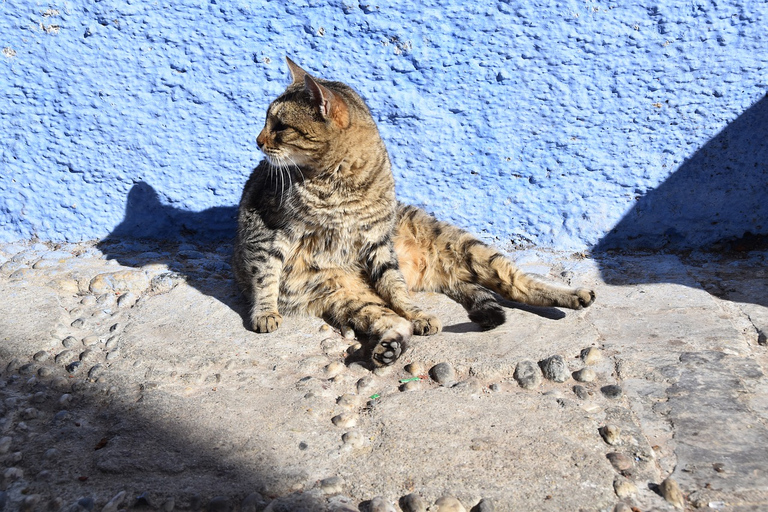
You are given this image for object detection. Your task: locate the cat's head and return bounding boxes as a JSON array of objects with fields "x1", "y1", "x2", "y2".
[{"x1": 256, "y1": 58, "x2": 378, "y2": 174}]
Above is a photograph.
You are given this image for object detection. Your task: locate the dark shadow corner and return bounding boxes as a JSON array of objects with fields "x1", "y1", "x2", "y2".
[{"x1": 592, "y1": 93, "x2": 768, "y2": 307}]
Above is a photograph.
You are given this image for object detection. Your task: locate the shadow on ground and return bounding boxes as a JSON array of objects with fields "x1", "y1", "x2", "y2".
[{"x1": 593, "y1": 93, "x2": 768, "y2": 308}]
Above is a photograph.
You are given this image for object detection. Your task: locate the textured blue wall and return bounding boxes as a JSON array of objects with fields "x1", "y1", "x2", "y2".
[{"x1": 1, "y1": 0, "x2": 766, "y2": 250}]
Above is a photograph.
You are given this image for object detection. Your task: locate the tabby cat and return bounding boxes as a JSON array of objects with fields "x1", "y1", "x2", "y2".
[{"x1": 233, "y1": 58, "x2": 595, "y2": 367}]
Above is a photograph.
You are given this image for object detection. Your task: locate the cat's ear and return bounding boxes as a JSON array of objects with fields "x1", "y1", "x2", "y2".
[
  {"x1": 304, "y1": 74, "x2": 350, "y2": 128},
  {"x1": 285, "y1": 57, "x2": 308, "y2": 85}
]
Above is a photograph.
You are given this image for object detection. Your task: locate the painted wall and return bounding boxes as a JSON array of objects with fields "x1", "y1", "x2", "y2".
[{"x1": 1, "y1": 0, "x2": 766, "y2": 251}]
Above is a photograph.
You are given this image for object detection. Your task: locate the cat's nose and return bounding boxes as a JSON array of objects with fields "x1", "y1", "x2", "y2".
[{"x1": 256, "y1": 133, "x2": 265, "y2": 149}]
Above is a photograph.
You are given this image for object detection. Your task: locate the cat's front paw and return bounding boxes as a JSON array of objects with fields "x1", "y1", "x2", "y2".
[
  {"x1": 411, "y1": 313, "x2": 442, "y2": 336},
  {"x1": 575, "y1": 288, "x2": 596, "y2": 309},
  {"x1": 251, "y1": 311, "x2": 283, "y2": 333}
]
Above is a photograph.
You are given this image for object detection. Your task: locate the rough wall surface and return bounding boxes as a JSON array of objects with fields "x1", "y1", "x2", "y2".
[{"x1": 1, "y1": 0, "x2": 766, "y2": 250}]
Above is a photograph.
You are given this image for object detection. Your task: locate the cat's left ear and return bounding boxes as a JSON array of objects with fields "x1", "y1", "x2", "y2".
[
  {"x1": 285, "y1": 56, "x2": 308, "y2": 85},
  {"x1": 304, "y1": 75, "x2": 350, "y2": 128}
]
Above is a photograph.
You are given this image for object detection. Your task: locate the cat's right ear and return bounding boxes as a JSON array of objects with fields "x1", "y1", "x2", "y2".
[{"x1": 285, "y1": 57, "x2": 308, "y2": 85}]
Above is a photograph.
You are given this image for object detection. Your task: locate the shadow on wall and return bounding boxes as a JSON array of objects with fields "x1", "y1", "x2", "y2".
[{"x1": 593, "y1": 94, "x2": 768, "y2": 307}]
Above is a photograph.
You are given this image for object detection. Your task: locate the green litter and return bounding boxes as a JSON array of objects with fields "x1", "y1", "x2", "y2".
[
  {"x1": 369, "y1": 394, "x2": 380, "y2": 400},
  {"x1": 398, "y1": 377, "x2": 421, "y2": 383}
]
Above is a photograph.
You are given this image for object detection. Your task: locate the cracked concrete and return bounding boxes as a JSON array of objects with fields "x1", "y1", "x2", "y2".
[{"x1": 0, "y1": 240, "x2": 766, "y2": 511}]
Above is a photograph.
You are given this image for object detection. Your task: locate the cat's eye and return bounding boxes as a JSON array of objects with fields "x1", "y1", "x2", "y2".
[{"x1": 272, "y1": 119, "x2": 289, "y2": 132}]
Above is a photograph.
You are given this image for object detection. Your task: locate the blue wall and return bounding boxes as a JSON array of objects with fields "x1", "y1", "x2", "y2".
[{"x1": 1, "y1": 0, "x2": 766, "y2": 251}]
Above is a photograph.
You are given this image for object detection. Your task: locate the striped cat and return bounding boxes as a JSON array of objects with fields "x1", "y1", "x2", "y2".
[{"x1": 233, "y1": 58, "x2": 595, "y2": 367}]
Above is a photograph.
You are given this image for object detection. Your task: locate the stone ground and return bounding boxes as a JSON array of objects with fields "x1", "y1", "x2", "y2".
[{"x1": 0, "y1": 239, "x2": 766, "y2": 512}]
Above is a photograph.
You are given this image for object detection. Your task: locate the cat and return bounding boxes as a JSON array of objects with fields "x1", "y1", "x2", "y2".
[{"x1": 232, "y1": 58, "x2": 595, "y2": 367}]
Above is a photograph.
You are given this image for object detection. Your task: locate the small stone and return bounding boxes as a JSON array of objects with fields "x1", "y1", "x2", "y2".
[
  {"x1": 0, "y1": 437, "x2": 12, "y2": 454},
  {"x1": 71, "y1": 318, "x2": 86, "y2": 328},
  {"x1": 601, "y1": 384, "x2": 623, "y2": 399},
  {"x1": 3, "y1": 467, "x2": 23, "y2": 482},
  {"x1": 117, "y1": 292, "x2": 137, "y2": 308},
  {"x1": 18, "y1": 363, "x2": 34, "y2": 375},
  {"x1": 573, "y1": 368, "x2": 596, "y2": 382},
  {"x1": 434, "y1": 496, "x2": 466, "y2": 512},
  {"x1": 600, "y1": 425, "x2": 621, "y2": 445},
  {"x1": 33, "y1": 351, "x2": 50, "y2": 362},
  {"x1": 80, "y1": 295, "x2": 97, "y2": 306},
  {"x1": 88, "y1": 365, "x2": 105, "y2": 380},
  {"x1": 613, "y1": 476, "x2": 637, "y2": 498},
  {"x1": 325, "y1": 361, "x2": 345, "y2": 379},
  {"x1": 356, "y1": 376, "x2": 376, "y2": 395},
  {"x1": 367, "y1": 496, "x2": 395, "y2": 512},
  {"x1": 207, "y1": 496, "x2": 231, "y2": 512},
  {"x1": 470, "y1": 498, "x2": 495, "y2": 512},
  {"x1": 82, "y1": 335, "x2": 100, "y2": 346},
  {"x1": 342, "y1": 430, "x2": 364, "y2": 448},
  {"x1": 106, "y1": 350, "x2": 120, "y2": 361},
  {"x1": 613, "y1": 503, "x2": 632, "y2": 512},
  {"x1": 319, "y1": 476, "x2": 344, "y2": 495},
  {"x1": 62, "y1": 336, "x2": 79, "y2": 348},
  {"x1": 538, "y1": 355, "x2": 570, "y2": 382},
  {"x1": 758, "y1": 328, "x2": 767, "y2": 346},
  {"x1": 399, "y1": 493, "x2": 427, "y2": 512},
  {"x1": 58, "y1": 393, "x2": 72, "y2": 406},
  {"x1": 105, "y1": 336, "x2": 119, "y2": 351},
  {"x1": 332, "y1": 413, "x2": 357, "y2": 428},
  {"x1": 606, "y1": 452, "x2": 633, "y2": 472},
  {"x1": 452, "y1": 378, "x2": 482, "y2": 393},
  {"x1": 55, "y1": 350, "x2": 75, "y2": 364},
  {"x1": 513, "y1": 360, "x2": 542, "y2": 389},
  {"x1": 400, "y1": 380, "x2": 421, "y2": 392},
  {"x1": 77, "y1": 497, "x2": 95, "y2": 511},
  {"x1": 66, "y1": 361, "x2": 82, "y2": 373},
  {"x1": 80, "y1": 350, "x2": 97, "y2": 363},
  {"x1": 241, "y1": 493, "x2": 267, "y2": 512},
  {"x1": 161, "y1": 497, "x2": 175, "y2": 512},
  {"x1": 573, "y1": 385, "x2": 589, "y2": 400},
  {"x1": 337, "y1": 394, "x2": 360, "y2": 409},
  {"x1": 20, "y1": 407, "x2": 38, "y2": 420},
  {"x1": 22, "y1": 495, "x2": 41, "y2": 511},
  {"x1": 404, "y1": 362, "x2": 425, "y2": 376},
  {"x1": 43, "y1": 448, "x2": 59, "y2": 461},
  {"x1": 580, "y1": 347, "x2": 603, "y2": 365},
  {"x1": 429, "y1": 362, "x2": 456, "y2": 385},
  {"x1": 38, "y1": 367, "x2": 53, "y2": 378},
  {"x1": 659, "y1": 476, "x2": 685, "y2": 509}
]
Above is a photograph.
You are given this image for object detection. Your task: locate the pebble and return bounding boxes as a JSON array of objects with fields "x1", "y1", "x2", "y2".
[
  {"x1": 601, "y1": 385, "x2": 623, "y2": 399},
  {"x1": 573, "y1": 385, "x2": 589, "y2": 400},
  {"x1": 55, "y1": 350, "x2": 74, "y2": 364},
  {"x1": 106, "y1": 350, "x2": 120, "y2": 362},
  {"x1": 161, "y1": 498, "x2": 175, "y2": 511},
  {"x1": 434, "y1": 496, "x2": 466, "y2": 512},
  {"x1": 62, "y1": 336, "x2": 79, "y2": 348},
  {"x1": 324, "y1": 361, "x2": 345, "y2": 379},
  {"x1": 241, "y1": 493, "x2": 268, "y2": 512},
  {"x1": 472, "y1": 498, "x2": 495, "y2": 512},
  {"x1": 105, "y1": 336, "x2": 119, "y2": 351},
  {"x1": 38, "y1": 367, "x2": 53, "y2": 378},
  {"x1": 207, "y1": 496, "x2": 231, "y2": 512},
  {"x1": 356, "y1": 376, "x2": 377, "y2": 395},
  {"x1": 319, "y1": 476, "x2": 344, "y2": 495},
  {"x1": 66, "y1": 361, "x2": 82, "y2": 374},
  {"x1": 20, "y1": 407, "x2": 38, "y2": 420},
  {"x1": 400, "y1": 380, "x2": 421, "y2": 392},
  {"x1": 452, "y1": 378, "x2": 482, "y2": 394},
  {"x1": 0, "y1": 437, "x2": 12, "y2": 454},
  {"x1": 513, "y1": 359, "x2": 543, "y2": 389},
  {"x1": 100, "y1": 491, "x2": 127, "y2": 512},
  {"x1": 80, "y1": 350, "x2": 98, "y2": 363},
  {"x1": 613, "y1": 476, "x2": 637, "y2": 498},
  {"x1": 606, "y1": 452, "x2": 633, "y2": 472},
  {"x1": 71, "y1": 318, "x2": 86, "y2": 328},
  {"x1": 117, "y1": 291, "x2": 137, "y2": 308},
  {"x1": 538, "y1": 355, "x2": 570, "y2": 382},
  {"x1": 341, "y1": 431, "x2": 364, "y2": 449},
  {"x1": 337, "y1": 394, "x2": 360, "y2": 409},
  {"x1": 659, "y1": 476, "x2": 685, "y2": 509},
  {"x1": 613, "y1": 503, "x2": 632, "y2": 512},
  {"x1": 80, "y1": 295, "x2": 97, "y2": 306},
  {"x1": 43, "y1": 448, "x2": 59, "y2": 461},
  {"x1": 404, "y1": 362, "x2": 425, "y2": 376},
  {"x1": 580, "y1": 347, "x2": 603, "y2": 365},
  {"x1": 430, "y1": 362, "x2": 456, "y2": 386},
  {"x1": 332, "y1": 413, "x2": 357, "y2": 428},
  {"x1": 399, "y1": 493, "x2": 427, "y2": 512},
  {"x1": 88, "y1": 365, "x2": 105, "y2": 380},
  {"x1": 600, "y1": 425, "x2": 622, "y2": 445},
  {"x1": 82, "y1": 335, "x2": 100, "y2": 346},
  {"x1": 3, "y1": 467, "x2": 23, "y2": 482},
  {"x1": 33, "y1": 351, "x2": 50, "y2": 362},
  {"x1": 367, "y1": 496, "x2": 395, "y2": 512},
  {"x1": 572, "y1": 368, "x2": 596, "y2": 383}
]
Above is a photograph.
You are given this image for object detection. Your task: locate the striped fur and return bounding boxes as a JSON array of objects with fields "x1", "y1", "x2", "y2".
[{"x1": 233, "y1": 59, "x2": 595, "y2": 367}]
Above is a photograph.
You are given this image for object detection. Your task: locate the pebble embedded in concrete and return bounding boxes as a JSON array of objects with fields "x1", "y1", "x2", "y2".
[
  {"x1": 601, "y1": 385, "x2": 623, "y2": 399},
  {"x1": 538, "y1": 355, "x2": 570, "y2": 382},
  {"x1": 399, "y1": 493, "x2": 427, "y2": 512},
  {"x1": 580, "y1": 347, "x2": 602, "y2": 365},
  {"x1": 573, "y1": 368, "x2": 596, "y2": 382},
  {"x1": 332, "y1": 413, "x2": 357, "y2": 428},
  {"x1": 659, "y1": 476, "x2": 685, "y2": 509},
  {"x1": 434, "y1": 496, "x2": 467, "y2": 512},
  {"x1": 513, "y1": 360, "x2": 542, "y2": 389},
  {"x1": 600, "y1": 425, "x2": 622, "y2": 445},
  {"x1": 429, "y1": 362, "x2": 456, "y2": 386},
  {"x1": 606, "y1": 452, "x2": 633, "y2": 472},
  {"x1": 368, "y1": 496, "x2": 396, "y2": 512},
  {"x1": 613, "y1": 476, "x2": 637, "y2": 498}
]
